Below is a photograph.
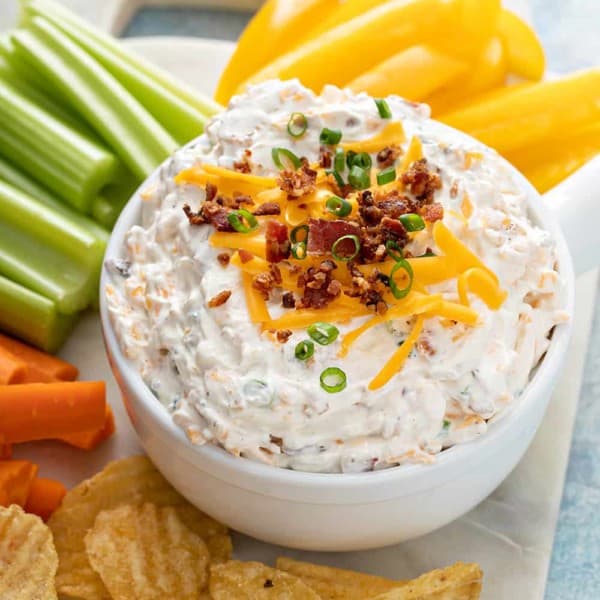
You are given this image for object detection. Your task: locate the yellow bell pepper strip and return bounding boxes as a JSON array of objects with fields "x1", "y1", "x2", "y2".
[
  {"x1": 508, "y1": 123, "x2": 600, "y2": 193},
  {"x1": 214, "y1": 0, "x2": 340, "y2": 103},
  {"x1": 369, "y1": 315, "x2": 425, "y2": 390},
  {"x1": 497, "y1": 8, "x2": 545, "y2": 81},
  {"x1": 348, "y1": 45, "x2": 468, "y2": 101},
  {"x1": 441, "y1": 68, "x2": 600, "y2": 154},
  {"x1": 425, "y1": 37, "x2": 507, "y2": 116},
  {"x1": 238, "y1": 0, "x2": 464, "y2": 93}
]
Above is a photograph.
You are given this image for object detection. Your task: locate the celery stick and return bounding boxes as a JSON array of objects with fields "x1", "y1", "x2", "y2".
[
  {"x1": 0, "y1": 155, "x2": 109, "y2": 243},
  {"x1": 0, "y1": 179, "x2": 105, "y2": 270},
  {"x1": 12, "y1": 19, "x2": 178, "y2": 179},
  {"x1": 0, "y1": 274, "x2": 78, "y2": 352},
  {"x1": 22, "y1": 0, "x2": 222, "y2": 118},
  {"x1": 92, "y1": 174, "x2": 138, "y2": 230},
  {"x1": 0, "y1": 222, "x2": 95, "y2": 314},
  {"x1": 0, "y1": 78, "x2": 119, "y2": 211},
  {"x1": 32, "y1": 13, "x2": 209, "y2": 145}
]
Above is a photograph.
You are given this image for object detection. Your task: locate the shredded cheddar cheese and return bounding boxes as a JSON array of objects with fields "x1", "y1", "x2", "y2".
[
  {"x1": 342, "y1": 121, "x2": 406, "y2": 153},
  {"x1": 241, "y1": 272, "x2": 271, "y2": 323},
  {"x1": 398, "y1": 135, "x2": 423, "y2": 173},
  {"x1": 457, "y1": 268, "x2": 508, "y2": 310},
  {"x1": 209, "y1": 232, "x2": 266, "y2": 258}
]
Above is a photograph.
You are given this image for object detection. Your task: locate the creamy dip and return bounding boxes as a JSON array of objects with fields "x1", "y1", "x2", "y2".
[{"x1": 106, "y1": 80, "x2": 567, "y2": 473}]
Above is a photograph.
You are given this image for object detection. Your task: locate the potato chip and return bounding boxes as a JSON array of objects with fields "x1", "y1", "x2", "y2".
[
  {"x1": 210, "y1": 560, "x2": 321, "y2": 599},
  {"x1": 276, "y1": 556, "x2": 405, "y2": 599},
  {"x1": 48, "y1": 455, "x2": 231, "y2": 599},
  {"x1": 85, "y1": 503, "x2": 210, "y2": 600},
  {"x1": 0, "y1": 504, "x2": 58, "y2": 600},
  {"x1": 369, "y1": 562, "x2": 483, "y2": 600}
]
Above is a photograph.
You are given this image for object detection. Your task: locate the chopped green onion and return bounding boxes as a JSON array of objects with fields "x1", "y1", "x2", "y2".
[
  {"x1": 272, "y1": 147, "x2": 301, "y2": 170},
  {"x1": 334, "y1": 147, "x2": 345, "y2": 173},
  {"x1": 326, "y1": 168, "x2": 345, "y2": 188},
  {"x1": 228, "y1": 208, "x2": 258, "y2": 233},
  {"x1": 290, "y1": 224, "x2": 309, "y2": 244},
  {"x1": 287, "y1": 112, "x2": 307, "y2": 138},
  {"x1": 350, "y1": 152, "x2": 372, "y2": 169},
  {"x1": 399, "y1": 213, "x2": 425, "y2": 232},
  {"x1": 375, "y1": 98, "x2": 392, "y2": 119},
  {"x1": 348, "y1": 165, "x2": 371, "y2": 190},
  {"x1": 389, "y1": 259, "x2": 414, "y2": 299},
  {"x1": 443, "y1": 419, "x2": 451, "y2": 430},
  {"x1": 295, "y1": 339, "x2": 314, "y2": 361},
  {"x1": 377, "y1": 166, "x2": 396, "y2": 185},
  {"x1": 320, "y1": 367, "x2": 347, "y2": 393},
  {"x1": 307, "y1": 322, "x2": 339, "y2": 345},
  {"x1": 331, "y1": 234, "x2": 361, "y2": 262},
  {"x1": 325, "y1": 196, "x2": 352, "y2": 218},
  {"x1": 385, "y1": 240, "x2": 404, "y2": 261},
  {"x1": 291, "y1": 241, "x2": 307, "y2": 259},
  {"x1": 319, "y1": 127, "x2": 342, "y2": 145},
  {"x1": 346, "y1": 150, "x2": 357, "y2": 169}
]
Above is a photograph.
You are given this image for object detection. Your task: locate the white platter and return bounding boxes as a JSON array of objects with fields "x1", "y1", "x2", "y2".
[{"x1": 14, "y1": 37, "x2": 599, "y2": 600}]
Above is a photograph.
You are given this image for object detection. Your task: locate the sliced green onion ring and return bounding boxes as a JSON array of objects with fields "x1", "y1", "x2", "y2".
[
  {"x1": 272, "y1": 147, "x2": 301, "y2": 170},
  {"x1": 334, "y1": 147, "x2": 346, "y2": 173},
  {"x1": 291, "y1": 241, "x2": 307, "y2": 259},
  {"x1": 375, "y1": 98, "x2": 392, "y2": 119},
  {"x1": 287, "y1": 112, "x2": 308, "y2": 138},
  {"x1": 399, "y1": 213, "x2": 425, "y2": 232},
  {"x1": 351, "y1": 152, "x2": 372, "y2": 169},
  {"x1": 227, "y1": 208, "x2": 259, "y2": 233},
  {"x1": 307, "y1": 321, "x2": 339, "y2": 345},
  {"x1": 295, "y1": 339, "x2": 315, "y2": 361},
  {"x1": 348, "y1": 165, "x2": 371, "y2": 190},
  {"x1": 331, "y1": 234, "x2": 361, "y2": 262},
  {"x1": 319, "y1": 127, "x2": 342, "y2": 145},
  {"x1": 346, "y1": 150, "x2": 357, "y2": 169},
  {"x1": 320, "y1": 367, "x2": 347, "y2": 393},
  {"x1": 325, "y1": 195, "x2": 352, "y2": 218},
  {"x1": 290, "y1": 224, "x2": 309, "y2": 244},
  {"x1": 377, "y1": 166, "x2": 397, "y2": 185},
  {"x1": 385, "y1": 239, "x2": 404, "y2": 261},
  {"x1": 326, "y1": 168, "x2": 345, "y2": 188},
  {"x1": 389, "y1": 259, "x2": 414, "y2": 299}
]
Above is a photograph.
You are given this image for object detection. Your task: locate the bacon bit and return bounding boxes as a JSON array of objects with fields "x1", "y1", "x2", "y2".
[
  {"x1": 420, "y1": 202, "x2": 444, "y2": 223},
  {"x1": 252, "y1": 272, "x2": 275, "y2": 299},
  {"x1": 345, "y1": 264, "x2": 388, "y2": 314},
  {"x1": 216, "y1": 192, "x2": 254, "y2": 209},
  {"x1": 217, "y1": 252, "x2": 230, "y2": 267},
  {"x1": 297, "y1": 260, "x2": 342, "y2": 309},
  {"x1": 306, "y1": 218, "x2": 360, "y2": 256},
  {"x1": 182, "y1": 203, "x2": 207, "y2": 226},
  {"x1": 205, "y1": 182, "x2": 218, "y2": 202},
  {"x1": 278, "y1": 161, "x2": 317, "y2": 198},
  {"x1": 319, "y1": 146, "x2": 333, "y2": 169},
  {"x1": 281, "y1": 291, "x2": 295, "y2": 308},
  {"x1": 417, "y1": 339, "x2": 436, "y2": 356},
  {"x1": 376, "y1": 145, "x2": 402, "y2": 168},
  {"x1": 269, "y1": 434, "x2": 284, "y2": 449},
  {"x1": 207, "y1": 290, "x2": 232, "y2": 307},
  {"x1": 238, "y1": 249, "x2": 254, "y2": 264},
  {"x1": 253, "y1": 202, "x2": 281, "y2": 216},
  {"x1": 450, "y1": 180, "x2": 459, "y2": 198},
  {"x1": 233, "y1": 149, "x2": 252, "y2": 173},
  {"x1": 269, "y1": 264, "x2": 282, "y2": 285},
  {"x1": 276, "y1": 329, "x2": 293, "y2": 343},
  {"x1": 401, "y1": 158, "x2": 442, "y2": 203},
  {"x1": 265, "y1": 220, "x2": 291, "y2": 263}
]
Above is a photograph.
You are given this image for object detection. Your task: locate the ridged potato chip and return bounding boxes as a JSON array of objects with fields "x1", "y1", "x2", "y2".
[
  {"x1": 370, "y1": 562, "x2": 483, "y2": 600},
  {"x1": 276, "y1": 557, "x2": 405, "y2": 599},
  {"x1": 210, "y1": 560, "x2": 321, "y2": 599},
  {"x1": 0, "y1": 504, "x2": 58, "y2": 600},
  {"x1": 48, "y1": 455, "x2": 231, "y2": 599},
  {"x1": 85, "y1": 503, "x2": 209, "y2": 600}
]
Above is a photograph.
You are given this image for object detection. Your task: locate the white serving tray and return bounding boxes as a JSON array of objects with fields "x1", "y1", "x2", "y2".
[{"x1": 14, "y1": 37, "x2": 598, "y2": 600}]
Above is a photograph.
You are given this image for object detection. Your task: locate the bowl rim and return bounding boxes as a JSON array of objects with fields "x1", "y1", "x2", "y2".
[{"x1": 99, "y1": 122, "x2": 575, "y2": 491}]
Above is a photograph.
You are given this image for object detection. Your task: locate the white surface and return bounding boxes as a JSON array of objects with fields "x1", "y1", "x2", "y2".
[{"x1": 13, "y1": 37, "x2": 598, "y2": 599}]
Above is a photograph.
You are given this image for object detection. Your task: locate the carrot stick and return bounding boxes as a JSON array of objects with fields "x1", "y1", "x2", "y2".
[
  {"x1": 24, "y1": 477, "x2": 67, "y2": 521},
  {"x1": 0, "y1": 346, "x2": 27, "y2": 384},
  {"x1": 0, "y1": 444, "x2": 12, "y2": 459},
  {"x1": 0, "y1": 381, "x2": 106, "y2": 444},
  {"x1": 0, "y1": 459, "x2": 38, "y2": 507},
  {"x1": 59, "y1": 404, "x2": 115, "y2": 450},
  {"x1": 0, "y1": 332, "x2": 78, "y2": 380}
]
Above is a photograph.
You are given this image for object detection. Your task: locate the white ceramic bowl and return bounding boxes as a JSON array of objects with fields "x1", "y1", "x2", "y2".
[{"x1": 100, "y1": 127, "x2": 600, "y2": 550}]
